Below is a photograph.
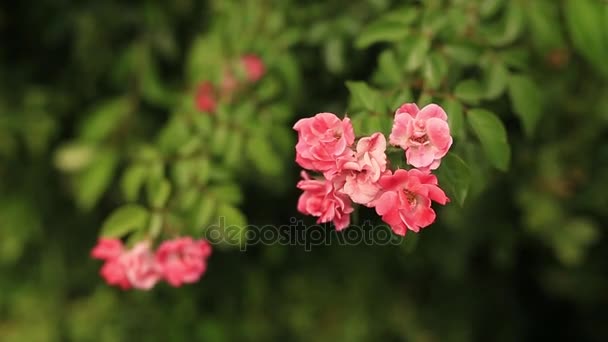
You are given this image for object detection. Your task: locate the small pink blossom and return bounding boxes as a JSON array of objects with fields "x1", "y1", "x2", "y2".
[
  {"x1": 294, "y1": 113, "x2": 355, "y2": 178},
  {"x1": 92, "y1": 240, "x2": 161, "y2": 290},
  {"x1": 91, "y1": 238, "x2": 124, "y2": 260},
  {"x1": 195, "y1": 81, "x2": 217, "y2": 113},
  {"x1": 297, "y1": 171, "x2": 354, "y2": 230},
  {"x1": 156, "y1": 237, "x2": 212, "y2": 287},
  {"x1": 120, "y1": 242, "x2": 161, "y2": 290},
  {"x1": 241, "y1": 54, "x2": 265, "y2": 82},
  {"x1": 389, "y1": 103, "x2": 452, "y2": 170},
  {"x1": 372, "y1": 169, "x2": 449, "y2": 235},
  {"x1": 340, "y1": 133, "x2": 388, "y2": 205}
]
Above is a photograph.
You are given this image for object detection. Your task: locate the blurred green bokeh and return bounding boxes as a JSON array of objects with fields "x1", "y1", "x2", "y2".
[{"x1": 1, "y1": 0, "x2": 607, "y2": 341}]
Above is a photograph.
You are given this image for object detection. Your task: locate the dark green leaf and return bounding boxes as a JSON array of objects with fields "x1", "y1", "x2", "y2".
[
  {"x1": 454, "y1": 79, "x2": 483, "y2": 105},
  {"x1": 435, "y1": 153, "x2": 471, "y2": 206},
  {"x1": 508, "y1": 74, "x2": 543, "y2": 137},
  {"x1": 467, "y1": 109, "x2": 511, "y2": 171}
]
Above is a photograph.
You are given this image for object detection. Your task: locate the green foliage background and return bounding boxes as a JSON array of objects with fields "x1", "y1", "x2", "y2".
[{"x1": 1, "y1": 0, "x2": 608, "y2": 341}]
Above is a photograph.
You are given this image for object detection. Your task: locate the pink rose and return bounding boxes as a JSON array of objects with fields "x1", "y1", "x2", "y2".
[
  {"x1": 241, "y1": 54, "x2": 265, "y2": 82},
  {"x1": 195, "y1": 81, "x2": 217, "y2": 113},
  {"x1": 340, "y1": 133, "x2": 388, "y2": 205},
  {"x1": 91, "y1": 238, "x2": 124, "y2": 260},
  {"x1": 297, "y1": 171, "x2": 354, "y2": 230},
  {"x1": 156, "y1": 237, "x2": 212, "y2": 287},
  {"x1": 120, "y1": 242, "x2": 161, "y2": 290},
  {"x1": 389, "y1": 103, "x2": 452, "y2": 170},
  {"x1": 372, "y1": 169, "x2": 449, "y2": 235},
  {"x1": 294, "y1": 113, "x2": 355, "y2": 178},
  {"x1": 100, "y1": 258, "x2": 131, "y2": 290},
  {"x1": 94, "y1": 241, "x2": 161, "y2": 290}
]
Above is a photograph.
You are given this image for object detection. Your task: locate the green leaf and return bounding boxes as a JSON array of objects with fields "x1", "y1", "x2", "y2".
[
  {"x1": 483, "y1": 59, "x2": 509, "y2": 99},
  {"x1": 212, "y1": 204, "x2": 247, "y2": 247},
  {"x1": 467, "y1": 109, "x2": 511, "y2": 171},
  {"x1": 480, "y1": 0, "x2": 504, "y2": 19},
  {"x1": 54, "y1": 143, "x2": 95, "y2": 172},
  {"x1": 246, "y1": 135, "x2": 283, "y2": 176},
  {"x1": 405, "y1": 36, "x2": 431, "y2": 72},
  {"x1": 376, "y1": 50, "x2": 403, "y2": 86},
  {"x1": 564, "y1": 0, "x2": 608, "y2": 76},
  {"x1": 74, "y1": 150, "x2": 119, "y2": 210},
  {"x1": 346, "y1": 81, "x2": 384, "y2": 112},
  {"x1": 121, "y1": 164, "x2": 148, "y2": 202},
  {"x1": 101, "y1": 204, "x2": 149, "y2": 238},
  {"x1": 442, "y1": 98, "x2": 464, "y2": 139},
  {"x1": 435, "y1": 153, "x2": 471, "y2": 206},
  {"x1": 454, "y1": 79, "x2": 483, "y2": 105},
  {"x1": 442, "y1": 44, "x2": 480, "y2": 66},
  {"x1": 146, "y1": 177, "x2": 171, "y2": 208},
  {"x1": 354, "y1": 8, "x2": 417, "y2": 48},
  {"x1": 209, "y1": 183, "x2": 243, "y2": 205},
  {"x1": 79, "y1": 97, "x2": 130, "y2": 143},
  {"x1": 484, "y1": 2, "x2": 524, "y2": 46},
  {"x1": 422, "y1": 53, "x2": 448, "y2": 90},
  {"x1": 192, "y1": 196, "x2": 216, "y2": 231},
  {"x1": 525, "y1": 0, "x2": 565, "y2": 52},
  {"x1": 508, "y1": 74, "x2": 543, "y2": 137}
]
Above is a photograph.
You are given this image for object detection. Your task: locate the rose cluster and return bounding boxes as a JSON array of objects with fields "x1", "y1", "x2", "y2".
[
  {"x1": 195, "y1": 54, "x2": 265, "y2": 113},
  {"x1": 91, "y1": 237, "x2": 212, "y2": 290},
  {"x1": 294, "y1": 103, "x2": 452, "y2": 236}
]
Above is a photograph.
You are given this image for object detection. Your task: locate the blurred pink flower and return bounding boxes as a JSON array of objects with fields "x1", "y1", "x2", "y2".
[
  {"x1": 120, "y1": 242, "x2": 161, "y2": 290},
  {"x1": 195, "y1": 81, "x2": 217, "y2": 113},
  {"x1": 389, "y1": 103, "x2": 452, "y2": 170},
  {"x1": 372, "y1": 169, "x2": 449, "y2": 235},
  {"x1": 91, "y1": 238, "x2": 124, "y2": 260},
  {"x1": 297, "y1": 171, "x2": 354, "y2": 230},
  {"x1": 241, "y1": 54, "x2": 265, "y2": 82},
  {"x1": 93, "y1": 240, "x2": 161, "y2": 290},
  {"x1": 156, "y1": 237, "x2": 212, "y2": 287},
  {"x1": 340, "y1": 133, "x2": 388, "y2": 205},
  {"x1": 294, "y1": 113, "x2": 355, "y2": 178}
]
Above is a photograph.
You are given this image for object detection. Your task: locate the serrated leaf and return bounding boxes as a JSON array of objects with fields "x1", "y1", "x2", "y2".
[
  {"x1": 467, "y1": 109, "x2": 511, "y2": 171},
  {"x1": 101, "y1": 204, "x2": 149, "y2": 238},
  {"x1": 435, "y1": 153, "x2": 471, "y2": 206},
  {"x1": 508, "y1": 74, "x2": 543, "y2": 137}
]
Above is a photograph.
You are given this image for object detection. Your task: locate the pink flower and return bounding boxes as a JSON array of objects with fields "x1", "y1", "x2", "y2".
[
  {"x1": 294, "y1": 113, "x2": 355, "y2": 178},
  {"x1": 195, "y1": 81, "x2": 217, "y2": 113},
  {"x1": 241, "y1": 54, "x2": 265, "y2": 82},
  {"x1": 297, "y1": 171, "x2": 354, "y2": 230},
  {"x1": 156, "y1": 237, "x2": 212, "y2": 287},
  {"x1": 389, "y1": 103, "x2": 452, "y2": 170},
  {"x1": 120, "y1": 242, "x2": 161, "y2": 290},
  {"x1": 91, "y1": 238, "x2": 124, "y2": 260},
  {"x1": 340, "y1": 133, "x2": 388, "y2": 205},
  {"x1": 100, "y1": 258, "x2": 131, "y2": 290},
  {"x1": 372, "y1": 169, "x2": 449, "y2": 235},
  {"x1": 93, "y1": 241, "x2": 161, "y2": 290}
]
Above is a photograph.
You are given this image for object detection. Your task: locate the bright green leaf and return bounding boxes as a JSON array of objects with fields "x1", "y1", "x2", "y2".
[
  {"x1": 346, "y1": 81, "x2": 384, "y2": 113},
  {"x1": 442, "y1": 98, "x2": 464, "y2": 139},
  {"x1": 121, "y1": 164, "x2": 148, "y2": 202},
  {"x1": 454, "y1": 79, "x2": 483, "y2": 105},
  {"x1": 101, "y1": 204, "x2": 149, "y2": 238}
]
